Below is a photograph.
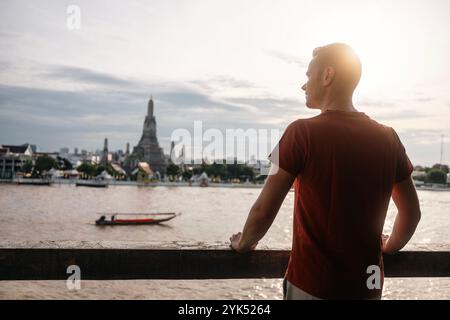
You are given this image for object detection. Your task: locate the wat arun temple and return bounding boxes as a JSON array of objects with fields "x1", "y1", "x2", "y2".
[{"x1": 124, "y1": 97, "x2": 168, "y2": 176}]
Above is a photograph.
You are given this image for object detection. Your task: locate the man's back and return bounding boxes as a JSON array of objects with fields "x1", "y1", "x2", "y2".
[
  {"x1": 230, "y1": 43, "x2": 420, "y2": 300},
  {"x1": 273, "y1": 109, "x2": 414, "y2": 299}
]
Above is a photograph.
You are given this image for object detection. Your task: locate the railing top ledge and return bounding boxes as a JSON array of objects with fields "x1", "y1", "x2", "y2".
[
  {"x1": 1, "y1": 241, "x2": 449, "y2": 280},
  {"x1": 1, "y1": 240, "x2": 449, "y2": 251}
]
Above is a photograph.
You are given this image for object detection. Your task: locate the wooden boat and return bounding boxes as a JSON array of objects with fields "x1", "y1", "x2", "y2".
[
  {"x1": 76, "y1": 180, "x2": 108, "y2": 188},
  {"x1": 95, "y1": 212, "x2": 179, "y2": 226}
]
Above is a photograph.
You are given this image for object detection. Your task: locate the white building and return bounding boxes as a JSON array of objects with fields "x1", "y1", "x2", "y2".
[{"x1": 0, "y1": 144, "x2": 34, "y2": 179}]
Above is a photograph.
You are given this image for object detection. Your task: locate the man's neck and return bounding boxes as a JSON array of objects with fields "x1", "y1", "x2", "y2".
[
  {"x1": 319, "y1": 93, "x2": 357, "y2": 113},
  {"x1": 320, "y1": 105, "x2": 358, "y2": 113}
]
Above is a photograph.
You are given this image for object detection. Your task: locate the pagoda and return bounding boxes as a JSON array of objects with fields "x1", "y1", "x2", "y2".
[{"x1": 125, "y1": 97, "x2": 167, "y2": 176}]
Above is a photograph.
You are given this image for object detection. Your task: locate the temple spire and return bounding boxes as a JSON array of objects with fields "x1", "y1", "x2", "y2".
[
  {"x1": 102, "y1": 137, "x2": 109, "y2": 166},
  {"x1": 125, "y1": 97, "x2": 167, "y2": 176},
  {"x1": 148, "y1": 96, "x2": 154, "y2": 117}
]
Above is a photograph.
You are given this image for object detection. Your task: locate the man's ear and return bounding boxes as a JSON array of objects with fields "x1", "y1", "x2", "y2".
[{"x1": 322, "y1": 66, "x2": 335, "y2": 87}]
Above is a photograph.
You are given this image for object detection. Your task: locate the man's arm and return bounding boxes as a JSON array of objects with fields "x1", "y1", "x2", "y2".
[
  {"x1": 382, "y1": 176, "x2": 421, "y2": 254},
  {"x1": 230, "y1": 165, "x2": 295, "y2": 253}
]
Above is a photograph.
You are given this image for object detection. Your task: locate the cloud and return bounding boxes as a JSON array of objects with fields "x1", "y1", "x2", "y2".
[
  {"x1": 42, "y1": 65, "x2": 138, "y2": 88},
  {"x1": 357, "y1": 96, "x2": 443, "y2": 121},
  {"x1": 395, "y1": 128, "x2": 450, "y2": 165},
  {"x1": 0, "y1": 77, "x2": 294, "y2": 152},
  {"x1": 0, "y1": 31, "x2": 21, "y2": 41},
  {"x1": 398, "y1": 128, "x2": 450, "y2": 145},
  {"x1": 0, "y1": 60, "x2": 11, "y2": 71},
  {"x1": 7, "y1": 63, "x2": 444, "y2": 158},
  {"x1": 190, "y1": 75, "x2": 260, "y2": 92},
  {"x1": 1, "y1": 79, "x2": 446, "y2": 166},
  {"x1": 266, "y1": 50, "x2": 308, "y2": 68},
  {"x1": 0, "y1": 82, "x2": 150, "y2": 151},
  {"x1": 357, "y1": 98, "x2": 396, "y2": 109},
  {"x1": 0, "y1": 84, "x2": 146, "y2": 117},
  {"x1": 227, "y1": 96, "x2": 299, "y2": 111},
  {"x1": 415, "y1": 97, "x2": 434, "y2": 103},
  {"x1": 369, "y1": 109, "x2": 428, "y2": 121}
]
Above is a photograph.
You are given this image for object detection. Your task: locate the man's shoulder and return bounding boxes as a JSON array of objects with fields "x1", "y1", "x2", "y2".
[
  {"x1": 286, "y1": 115, "x2": 321, "y2": 130},
  {"x1": 286, "y1": 113, "x2": 395, "y2": 135},
  {"x1": 364, "y1": 117, "x2": 396, "y2": 137},
  {"x1": 362, "y1": 115, "x2": 392, "y2": 130}
]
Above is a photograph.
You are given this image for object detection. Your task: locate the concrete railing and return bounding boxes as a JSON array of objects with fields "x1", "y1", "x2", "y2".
[{"x1": 1, "y1": 246, "x2": 449, "y2": 280}]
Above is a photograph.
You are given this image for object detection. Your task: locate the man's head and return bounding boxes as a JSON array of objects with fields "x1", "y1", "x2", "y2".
[{"x1": 301, "y1": 43, "x2": 362, "y2": 109}]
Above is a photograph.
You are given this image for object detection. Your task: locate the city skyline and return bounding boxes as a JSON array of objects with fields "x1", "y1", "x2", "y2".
[{"x1": 1, "y1": 0, "x2": 450, "y2": 166}]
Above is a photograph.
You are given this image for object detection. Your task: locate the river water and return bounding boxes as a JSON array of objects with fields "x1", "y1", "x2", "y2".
[{"x1": 0, "y1": 184, "x2": 449, "y2": 299}]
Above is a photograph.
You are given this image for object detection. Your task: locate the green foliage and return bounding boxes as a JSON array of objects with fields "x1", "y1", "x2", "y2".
[
  {"x1": 413, "y1": 173, "x2": 427, "y2": 182},
  {"x1": 76, "y1": 162, "x2": 97, "y2": 177},
  {"x1": 414, "y1": 163, "x2": 450, "y2": 176},
  {"x1": 34, "y1": 156, "x2": 57, "y2": 174},
  {"x1": 182, "y1": 170, "x2": 193, "y2": 181},
  {"x1": 76, "y1": 162, "x2": 117, "y2": 178},
  {"x1": 57, "y1": 156, "x2": 73, "y2": 170},
  {"x1": 21, "y1": 160, "x2": 33, "y2": 174},
  {"x1": 168, "y1": 161, "x2": 256, "y2": 182},
  {"x1": 166, "y1": 164, "x2": 180, "y2": 176},
  {"x1": 432, "y1": 164, "x2": 449, "y2": 174},
  {"x1": 96, "y1": 165, "x2": 115, "y2": 176},
  {"x1": 426, "y1": 169, "x2": 447, "y2": 184}
]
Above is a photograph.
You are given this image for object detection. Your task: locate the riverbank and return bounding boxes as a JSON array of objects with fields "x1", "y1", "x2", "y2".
[
  {"x1": 3, "y1": 178, "x2": 450, "y2": 191},
  {"x1": 0, "y1": 178, "x2": 265, "y2": 189},
  {"x1": 416, "y1": 184, "x2": 450, "y2": 192}
]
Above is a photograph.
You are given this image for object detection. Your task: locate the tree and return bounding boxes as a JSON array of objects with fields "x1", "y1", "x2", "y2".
[
  {"x1": 208, "y1": 162, "x2": 227, "y2": 179},
  {"x1": 443, "y1": 165, "x2": 450, "y2": 174},
  {"x1": 57, "y1": 156, "x2": 73, "y2": 170},
  {"x1": 182, "y1": 170, "x2": 193, "y2": 181},
  {"x1": 166, "y1": 164, "x2": 180, "y2": 176},
  {"x1": 427, "y1": 169, "x2": 447, "y2": 184},
  {"x1": 432, "y1": 164, "x2": 449, "y2": 174},
  {"x1": 96, "y1": 165, "x2": 106, "y2": 176},
  {"x1": 77, "y1": 162, "x2": 97, "y2": 177},
  {"x1": 21, "y1": 160, "x2": 33, "y2": 174},
  {"x1": 34, "y1": 156, "x2": 57, "y2": 175},
  {"x1": 241, "y1": 165, "x2": 255, "y2": 180},
  {"x1": 226, "y1": 163, "x2": 239, "y2": 180}
]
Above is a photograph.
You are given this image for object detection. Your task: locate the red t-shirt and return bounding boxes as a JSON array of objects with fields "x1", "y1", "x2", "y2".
[{"x1": 269, "y1": 110, "x2": 414, "y2": 299}]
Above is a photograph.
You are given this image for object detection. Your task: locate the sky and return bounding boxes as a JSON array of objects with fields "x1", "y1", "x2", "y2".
[{"x1": 0, "y1": 0, "x2": 449, "y2": 166}]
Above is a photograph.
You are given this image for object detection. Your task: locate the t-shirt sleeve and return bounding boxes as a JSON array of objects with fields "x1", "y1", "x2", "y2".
[
  {"x1": 268, "y1": 121, "x2": 307, "y2": 176},
  {"x1": 392, "y1": 128, "x2": 414, "y2": 183}
]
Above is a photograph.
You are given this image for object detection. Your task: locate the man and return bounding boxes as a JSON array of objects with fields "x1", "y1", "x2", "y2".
[{"x1": 229, "y1": 43, "x2": 421, "y2": 300}]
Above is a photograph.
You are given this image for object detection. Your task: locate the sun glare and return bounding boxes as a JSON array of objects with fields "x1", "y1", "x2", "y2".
[{"x1": 310, "y1": 2, "x2": 401, "y2": 92}]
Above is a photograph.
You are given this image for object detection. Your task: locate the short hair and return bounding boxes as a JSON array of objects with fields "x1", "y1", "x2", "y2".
[{"x1": 312, "y1": 43, "x2": 362, "y2": 91}]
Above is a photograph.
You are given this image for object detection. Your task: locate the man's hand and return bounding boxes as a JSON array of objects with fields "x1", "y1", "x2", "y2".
[{"x1": 229, "y1": 232, "x2": 257, "y2": 253}]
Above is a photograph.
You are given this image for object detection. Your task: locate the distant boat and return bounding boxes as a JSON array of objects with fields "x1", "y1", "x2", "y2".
[
  {"x1": 95, "y1": 212, "x2": 179, "y2": 226},
  {"x1": 76, "y1": 180, "x2": 108, "y2": 188},
  {"x1": 16, "y1": 178, "x2": 51, "y2": 186}
]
